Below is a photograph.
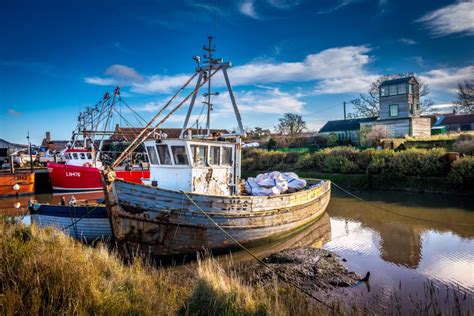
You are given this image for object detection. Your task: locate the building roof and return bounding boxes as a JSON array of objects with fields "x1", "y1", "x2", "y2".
[
  {"x1": 110, "y1": 126, "x2": 229, "y2": 141},
  {"x1": 0, "y1": 139, "x2": 28, "y2": 149},
  {"x1": 437, "y1": 113, "x2": 474, "y2": 125},
  {"x1": 319, "y1": 117, "x2": 378, "y2": 133},
  {"x1": 380, "y1": 76, "x2": 418, "y2": 87}
]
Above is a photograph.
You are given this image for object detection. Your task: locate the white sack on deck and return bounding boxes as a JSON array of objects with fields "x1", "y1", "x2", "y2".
[{"x1": 245, "y1": 171, "x2": 306, "y2": 196}]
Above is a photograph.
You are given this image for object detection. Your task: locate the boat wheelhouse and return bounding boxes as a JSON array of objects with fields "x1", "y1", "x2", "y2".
[{"x1": 143, "y1": 137, "x2": 238, "y2": 196}]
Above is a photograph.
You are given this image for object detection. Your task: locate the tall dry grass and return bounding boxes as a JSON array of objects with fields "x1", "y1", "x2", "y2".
[
  {"x1": 1, "y1": 220, "x2": 471, "y2": 315},
  {"x1": 0, "y1": 221, "x2": 191, "y2": 315}
]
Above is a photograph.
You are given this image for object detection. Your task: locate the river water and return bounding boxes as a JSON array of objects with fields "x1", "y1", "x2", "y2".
[{"x1": 1, "y1": 189, "x2": 473, "y2": 313}]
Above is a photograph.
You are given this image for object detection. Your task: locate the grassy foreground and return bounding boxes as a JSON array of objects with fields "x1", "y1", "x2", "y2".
[
  {"x1": 0, "y1": 221, "x2": 323, "y2": 315},
  {"x1": 1, "y1": 221, "x2": 471, "y2": 315}
]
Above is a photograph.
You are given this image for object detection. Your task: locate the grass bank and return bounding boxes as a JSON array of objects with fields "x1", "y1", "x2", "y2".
[
  {"x1": 0, "y1": 220, "x2": 323, "y2": 315},
  {"x1": 1, "y1": 221, "x2": 471, "y2": 315}
]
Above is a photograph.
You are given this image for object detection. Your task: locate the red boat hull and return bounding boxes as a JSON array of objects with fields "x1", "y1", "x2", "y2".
[{"x1": 48, "y1": 163, "x2": 149, "y2": 191}]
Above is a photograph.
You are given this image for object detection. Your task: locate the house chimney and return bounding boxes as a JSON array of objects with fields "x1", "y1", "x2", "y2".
[{"x1": 46, "y1": 131, "x2": 51, "y2": 142}]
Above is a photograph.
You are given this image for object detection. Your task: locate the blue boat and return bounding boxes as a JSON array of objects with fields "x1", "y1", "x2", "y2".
[{"x1": 29, "y1": 201, "x2": 111, "y2": 241}]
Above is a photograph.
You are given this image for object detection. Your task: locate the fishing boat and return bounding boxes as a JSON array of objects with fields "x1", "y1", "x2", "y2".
[
  {"x1": 103, "y1": 37, "x2": 331, "y2": 257},
  {"x1": 48, "y1": 148, "x2": 148, "y2": 191},
  {"x1": 0, "y1": 171, "x2": 35, "y2": 197},
  {"x1": 48, "y1": 87, "x2": 149, "y2": 191},
  {"x1": 29, "y1": 197, "x2": 111, "y2": 241}
]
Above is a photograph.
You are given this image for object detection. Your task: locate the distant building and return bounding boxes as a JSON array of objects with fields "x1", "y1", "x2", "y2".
[
  {"x1": 40, "y1": 131, "x2": 70, "y2": 152},
  {"x1": 0, "y1": 139, "x2": 28, "y2": 158},
  {"x1": 319, "y1": 75, "x2": 431, "y2": 144},
  {"x1": 433, "y1": 113, "x2": 474, "y2": 132},
  {"x1": 319, "y1": 117, "x2": 377, "y2": 144}
]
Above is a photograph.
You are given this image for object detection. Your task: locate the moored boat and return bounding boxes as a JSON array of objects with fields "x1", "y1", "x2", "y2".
[
  {"x1": 0, "y1": 171, "x2": 35, "y2": 197},
  {"x1": 29, "y1": 199, "x2": 111, "y2": 241},
  {"x1": 48, "y1": 148, "x2": 148, "y2": 191},
  {"x1": 47, "y1": 87, "x2": 150, "y2": 192},
  {"x1": 103, "y1": 37, "x2": 331, "y2": 257}
]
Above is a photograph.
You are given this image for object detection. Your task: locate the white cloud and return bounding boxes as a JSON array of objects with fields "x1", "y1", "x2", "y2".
[
  {"x1": 84, "y1": 64, "x2": 143, "y2": 86},
  {"x1": 313, "y1": 75, "x2": 379, "y2": 94},
  {"x1": 132, "y1": 74, "x2": 193, "y2": 94},
  {"x1": 105, "y1": 64, "x2": 143, "y2": 82},
  {"x1": 267, "y1": 0, "x2": 301, "y2": 9},
  {"x1": 317, "y1": 0, "x2": 357, "y2": 14},
  {"x1": 229, "y1": 45, "x2": 371, "y2": 85},
  {"x1": 239, "y1": 0, "x2": 259, "y2": 19},
  {"x1": 399, "y1": 37, "x2": 417, "y2": 45},
  {"x1": 87, "y1": 45, "x2": 373, "y2": 94},
  {"x1": 84, "y1": 77, "x2": 117, "y2": 86},
  {"x1": 419, "y1": 66, "x2": 473, "y2": 93},
  {"x1": 417, "y1": 1, "x2": 474, "y2": 37}
]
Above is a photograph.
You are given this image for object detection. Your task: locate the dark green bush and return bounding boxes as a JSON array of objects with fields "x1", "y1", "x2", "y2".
[{"x1": 448, "y1": 157, "x2": 474, "y2": 187}]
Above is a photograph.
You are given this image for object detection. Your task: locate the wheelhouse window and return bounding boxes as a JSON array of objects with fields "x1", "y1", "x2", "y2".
[
  {"x1": 87, "y1": 153, "x2": 92, "y2": 159},
  {"x1": 389, "y1": 85, "x2": 397, "y2": 96},
  {"x1": 191, "y1": 145, "x2": 207, "y2": 166},
  {"x1": 171, "y1": 146, "x2": 189, "y2": 165},
  {"x1": 156, "y1": 145, "x2": 172, "y2": 165},
  {"x1": 146, "y1": 146, "x2": 159, "y2": 165},
  {"x1": 397, "y1": 84, "x2": 407, "y2": 94},
  {"x1": 389, "y1": 104, "x2": 399, "y2": 117},
  {"x1": 72, "y1": 153, "x2": 78, "y2": 159},
  {"x1": 380, "y1": 86, "x2": 388, "y2": 97},
  {"x1": 209, "y1": 146, "x2": 220, "y2": 165},
  {"x1": 80, "y1": 153, "x2": 86, "y2": 159},
  {"x1": 222, "y1": 147, "x2": 232, "y2": 166}
]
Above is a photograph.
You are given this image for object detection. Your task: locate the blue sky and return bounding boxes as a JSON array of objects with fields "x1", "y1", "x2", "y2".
[{"x1": 1, "y1": 0, "x2": 473, "y2": 144}]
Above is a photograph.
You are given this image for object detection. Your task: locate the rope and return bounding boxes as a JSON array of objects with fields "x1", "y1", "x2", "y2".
[
  {"x1": 180, "y1": 190, "x2": 334, "y2": 310},
  {"x1": 61, "y1": 205, "x2": 100, "y2": 231},
  {"x1": 304, "y1": 178, "x2": 474, "y2": 228}
]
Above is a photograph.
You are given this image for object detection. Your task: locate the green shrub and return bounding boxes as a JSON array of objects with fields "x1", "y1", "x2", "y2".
[{"x1": 448, "y1": 157, "x2": 474, "y2": 186}]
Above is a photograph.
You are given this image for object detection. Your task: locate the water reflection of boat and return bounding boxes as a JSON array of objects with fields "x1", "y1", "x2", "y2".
[
  {"x1": 226, "y1": 212, "x2": 331, "y2": 264},
  {"x1": 104, "y1": 38, "x2": 331, "y2": 257},
  {"x1": 29, "y1": 199, "x2": 111, "y2": 241}
]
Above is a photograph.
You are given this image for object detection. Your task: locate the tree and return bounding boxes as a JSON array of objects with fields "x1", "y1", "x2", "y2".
[
  {"x1": 455, "y1": 80, "x2": 474, "y2": 113},
  {"x1": 247, "y1": 127, "x2": 271, "y2": 140},
  {"x1": 366, "y1": 125, "x2": 389, "y2": 146},
  {"x1": 348, "y1": 74, "x2": 434, "y2": 118},
  {"x1": 275, "y1": 113, "x2": 306, "y2": 138}
]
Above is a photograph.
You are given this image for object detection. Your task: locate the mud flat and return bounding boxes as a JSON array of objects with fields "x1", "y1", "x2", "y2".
[{"x1": 242, "y1": 247, "x2": 361, "y2": 292}]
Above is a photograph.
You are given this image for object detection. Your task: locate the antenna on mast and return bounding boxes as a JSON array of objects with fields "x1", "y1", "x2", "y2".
[{"x1": 203, "y1": 36, "x2": 219, "y2": 136}]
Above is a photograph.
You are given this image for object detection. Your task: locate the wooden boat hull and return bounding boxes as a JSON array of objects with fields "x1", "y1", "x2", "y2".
[
  {"x1": 48, "y1": 162, "x2": 149, "y2": 191},
  {"x1": 29, "y1": 203, "x2": 111, "y2": 241},
  {"x1": 105, "y1": 179, "x2": 331, "y2": 256},
  {"x1": 0, "y1": 172, "x2": 35, "y2": 197}
]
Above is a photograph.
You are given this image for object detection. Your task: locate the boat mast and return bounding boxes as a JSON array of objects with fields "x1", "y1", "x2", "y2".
[{"x1": 203, "y1": 36, "x2": 219, "y2": 136}]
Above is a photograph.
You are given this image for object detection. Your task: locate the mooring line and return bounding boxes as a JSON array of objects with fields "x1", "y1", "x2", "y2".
[
  {"x1": 180, "y1": 190, "x2": 335, "y2": 310},
  {"x1": 304, "y1": 178, "x2": 474, "y2": 228},
  {"x1": 61, "y1": 206, "x2": 100, "y2": 231}
]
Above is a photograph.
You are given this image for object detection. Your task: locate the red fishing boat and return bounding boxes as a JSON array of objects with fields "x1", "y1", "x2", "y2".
[
  {"x1": 48, "y1": 148, "x2": 148, "y2": 191},
  {"x1": 47, "y1": 87, "x2": 150, "y2": 191}
]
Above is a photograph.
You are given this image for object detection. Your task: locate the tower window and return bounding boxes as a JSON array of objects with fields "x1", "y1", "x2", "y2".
[
  {"x1": 389, "y1": 85, "x2": 397, "y2": 96},
  {"x1": 397, "y1": 84, "x2": 407, "y2": 94},
  {"x1": 389, "y1": 104, "x2": 399, "y2": 117}
]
